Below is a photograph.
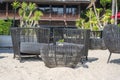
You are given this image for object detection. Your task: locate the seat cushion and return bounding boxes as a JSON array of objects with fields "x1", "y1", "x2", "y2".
[
  {"x1": 20, "y1": 42, "x2": 48, "y2": 54},
  {"x1": 56, "y1": 42, "x2": 82, "y2": 47}
]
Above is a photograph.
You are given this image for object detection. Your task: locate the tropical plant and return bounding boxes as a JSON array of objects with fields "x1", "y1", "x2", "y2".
[
  {"x1": 76, "y1": 8, "x2": 99, "y2": 31},
  {"x1": 101, "y1": 9, "x2": 112, "y2": 26},
  {"x1": 18, "y1": 2, "x2": 43, "y2": 27},
  {"x1": 76, "y1": 18, "x2": 85, "y2": 29},
  {"x1": 87, "y1": 0, "x2": 102, "y2": 30},
  {"x1": 11, "y1": 1, "x2": 20, "y2": 26},
  {"x1": 100, "y1": 0, "x2": 111, "y2": 10},
  {"x1": 76, "y1": 0, "x2": 112, "y2": 31}
]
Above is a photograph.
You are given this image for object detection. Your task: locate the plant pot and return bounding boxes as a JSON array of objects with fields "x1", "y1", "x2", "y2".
[
  {"x1": 0, "y1": 35, "x2": 12, "y2": 48},
  {"x1": 89, "y1": 38, "x2": 106, "y2": 49},
  {"x1": 89, "y1": 31, "x2": 107, "y2": 50}
]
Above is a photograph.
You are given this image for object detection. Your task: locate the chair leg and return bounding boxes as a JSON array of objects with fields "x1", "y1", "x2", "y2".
[
  {"x1": 80, "y1": 57, "x2": 84, "y2": 64},
  {"x1": 18, "y1": 53, "x2": 22, "y2": 62},
  {"x1": 19, "y1": 58, "x2": 22, "y2": 62},
  {"x1": 36, "y1": 55, "x2": 40, "y2": 58},
  {"x1": 107, "y1": 52, "x2": 112, "y2": 63},
  {"x1": 86, "y1": 56, "x2": 88, "y2": 61},
  {"x1": 13, "y1": 53, "x2": 16, "y2": 59}
]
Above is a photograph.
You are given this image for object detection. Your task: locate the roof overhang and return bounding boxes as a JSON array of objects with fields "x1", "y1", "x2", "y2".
[{"x1": 1, "y1": 0, "x2": 90, "y2": 3}]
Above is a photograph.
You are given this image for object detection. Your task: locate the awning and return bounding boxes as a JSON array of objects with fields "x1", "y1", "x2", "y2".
[{"x1": 111, "y1": 12, "x2": 120, "y2": 19}]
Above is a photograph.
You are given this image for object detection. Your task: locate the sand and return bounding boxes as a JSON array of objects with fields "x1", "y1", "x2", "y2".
[{"x1": 0, "y1": 49, "x2": 120, "y2": 80}]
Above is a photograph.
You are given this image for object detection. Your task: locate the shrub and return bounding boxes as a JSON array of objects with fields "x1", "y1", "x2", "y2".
[{"x1": 0, "y1": 19, "x2": 12, "y2": 35}]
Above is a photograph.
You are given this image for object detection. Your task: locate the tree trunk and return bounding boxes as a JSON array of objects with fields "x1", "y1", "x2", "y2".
[
  {"x1": 112, "y1": 0, "x2": 115, "y2": 16},
  {"x1": 112, "y1": 0, "x2": 118, "y2": 25},
  {"x1": 115, "y1": 0, "x2": 118, "y2": 25},
  {"x1": 93, "y1": 3, "x2": 102, "y2": 30}
]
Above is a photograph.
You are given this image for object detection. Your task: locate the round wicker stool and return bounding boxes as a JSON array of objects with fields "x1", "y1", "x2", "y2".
[{"x1": 41, "y1": 42, "x2": 84, "y2": 68}]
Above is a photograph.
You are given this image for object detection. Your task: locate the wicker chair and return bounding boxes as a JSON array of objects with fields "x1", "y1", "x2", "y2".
[
  {"x1": 51, "y1": 28, "x2": 90, "y2": 60},
  {"x1": 11, "y1": 27, "x2": 50, "y2": 61},
  {"x1": 41, "y1": 28, "x2": 90, "y2": 68},
  {"x1": 63, "y1": 28, "x2": 90, "y2": 60},
  {"x1": 103, "y1": 24, "x2": 120, "y2": 63}
]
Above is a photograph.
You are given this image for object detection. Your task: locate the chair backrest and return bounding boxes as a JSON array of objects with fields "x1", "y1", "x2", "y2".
[
  {"x1": 64, "y1": 29, "x2": 90, "y2": 57},
  {"x1": 103, "y1": 24, "x2": 120, "y2": 53},
  {"x1": 63, "y1": 29, "x2": 85, "y2": 44},
  {"x1": 19, "y1": 28, "x2": 38, "y2": 42},
  {"x1": 11, "y1": 27, "x2": 50, "y2": 55},
  {"x1": 11, "y1": 27, "x2": 50, "y2": 43},
  {"x1": 36, "y1": 28, "x2": 50, "y2": 43},
  {"x1": 52, "y1": 28, "x2": 90, "y2": 57}
]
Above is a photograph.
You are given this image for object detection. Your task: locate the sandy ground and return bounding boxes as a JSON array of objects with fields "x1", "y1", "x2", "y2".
[{"x1": 0, "y1": 49, "x2": 120, "y2": 80}]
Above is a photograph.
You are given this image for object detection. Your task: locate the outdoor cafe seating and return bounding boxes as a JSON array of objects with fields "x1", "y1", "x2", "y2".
[{"x1": 11, "y1": 27, "x2": 90, "y2": 67}]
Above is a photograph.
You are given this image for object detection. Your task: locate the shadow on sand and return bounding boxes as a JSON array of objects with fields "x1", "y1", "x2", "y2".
[
  {"x1": 0, "y1": 48, "x2": 42, "y2": 62},
  {"x1": 75, "y1": 57, "x2": 99, "y2": 69},
  {"x1": 0, "y1": 56, "x2": 5, "y2": 59},
  {"x1": 87, "y1": 57, "x2": 99, "y2": 63},
  {"x1": 0, "y1": 48, "x2": 13, "y2": 59},
  {"x1": 110, "y1": 58, "x2": 120, "y2": 65},
  {"x1": 0, "y1": 48, "x2": 13, "y2": 53},
  {"x1": 19, "y1": 56, "x2": 42, "y2": 63}
]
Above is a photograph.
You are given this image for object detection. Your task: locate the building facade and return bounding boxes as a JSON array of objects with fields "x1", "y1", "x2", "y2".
[{"x1": 0, "y1": 0, "x2": 90, "y2": 27}]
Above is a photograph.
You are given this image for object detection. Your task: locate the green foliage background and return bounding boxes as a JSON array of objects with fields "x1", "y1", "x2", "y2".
[
  {"x1": 76, "y1": 0, "x2": 112, "y2": 31},
  {"x1": 0, "y1": 19, "x2": 12, "y2": 35}
]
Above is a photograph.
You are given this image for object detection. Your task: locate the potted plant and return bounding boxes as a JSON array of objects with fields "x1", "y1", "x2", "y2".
[
  {"x1": 0, "y1": 19, "x2": 12, "y2": 48},
  {"x1": 76, "y1": 3, "x2": 112, "y2": 49},
  {"x1": 11, "y1": 1, "x2": 43, "y2": 40}
]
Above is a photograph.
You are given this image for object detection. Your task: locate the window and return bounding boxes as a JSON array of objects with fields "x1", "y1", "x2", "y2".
[
  {"x1": 66, "y1": 5, "x2": 78, "y2": 15},
  {"x1": 38, "y1": 5, "x2": 50, "y2": 14},
  {"x1": 52, "y1": 5, "x2": 64, "y2": 15},
  {"x1": 0, "y1": 3, "x2": 6, "y2": 10}
]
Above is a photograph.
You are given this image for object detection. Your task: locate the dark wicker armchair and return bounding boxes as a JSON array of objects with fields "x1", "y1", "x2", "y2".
[
  {"x1": 51, "y1": 28, "x2": 90, "y2": 60},
  {"x1": 103, "y1": 24, "x2": 120, "y2": 63},
  {"x1": 41, "y1": 28, "x2": 90, "y2": 68},
  {"x1": 11, "y1": 27, "x2": 50, "y2": 61},
  {"x1": 63, "y1": 29, "x2": 90, "y2": 60}
]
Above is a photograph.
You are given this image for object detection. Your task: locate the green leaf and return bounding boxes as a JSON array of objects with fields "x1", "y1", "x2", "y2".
[{"x1": 11, "y1": 1, "x2": 20, "y2": 9}]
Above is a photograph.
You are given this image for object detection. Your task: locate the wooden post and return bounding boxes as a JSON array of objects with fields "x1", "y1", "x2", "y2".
[
  {"x1": 49, "y1": 4, "x2": 52, "y2": 19},
  {"x1": 6, "y1": 2, "x2": 8, "y2": 18},
  {"x1": 64, "y1": 4, "x2": 67, "y2": 27},
  {"x1": 49, "y1": 4, "x2": 52, "y2": 26},
  {"x1": 64, "y1": 4, "x2": 66, "y2": 19},
  {"x1": 78, "y1": 4, "x2": 81, "y2": 19}
]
